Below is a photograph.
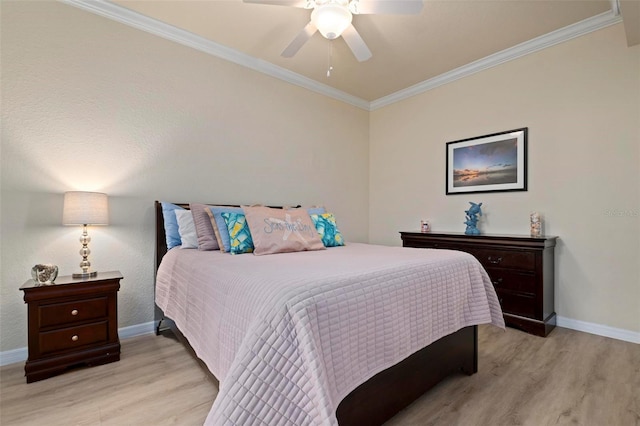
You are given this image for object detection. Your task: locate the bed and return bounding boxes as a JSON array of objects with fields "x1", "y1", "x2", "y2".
[{"x1": 154, "y1": 201, "x2": 504, "y2": 425}]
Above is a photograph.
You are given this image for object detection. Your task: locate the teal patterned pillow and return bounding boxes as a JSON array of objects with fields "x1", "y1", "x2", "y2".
[
  {"x1": 221, "y1": 212, "x2": 254, "y2": 254},
  {"x1": 311, "y1": 213, "x2": 345, "y2": 247}
]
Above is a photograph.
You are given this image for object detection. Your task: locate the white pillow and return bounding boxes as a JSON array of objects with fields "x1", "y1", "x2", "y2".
[{"x1": 175, "y1": 209, "x2": 198, "y2": 249}]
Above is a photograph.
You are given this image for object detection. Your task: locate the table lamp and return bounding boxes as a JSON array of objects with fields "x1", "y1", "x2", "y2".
[{"x1": 62, "y1": 191, "x2": 109, "y2": 278}]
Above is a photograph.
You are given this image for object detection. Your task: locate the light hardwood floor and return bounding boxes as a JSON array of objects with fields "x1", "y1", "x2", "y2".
[{"x1": 1, "y1": 325, "x2": 638, "y2": 426}]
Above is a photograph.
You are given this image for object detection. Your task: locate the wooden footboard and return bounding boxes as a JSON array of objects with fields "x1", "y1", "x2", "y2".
[
  {"x1": 158, "y1": 311, "x2": 477, "y2": 426},
  {"x1": 336, "y1": 325, "x2": 477, "y2": 425}
]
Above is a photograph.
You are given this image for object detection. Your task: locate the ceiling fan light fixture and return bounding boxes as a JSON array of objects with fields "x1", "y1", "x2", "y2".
[
  {"x1": 348, "y1": 0, "x2": 360, "y2": 14},
  {"x1": 311, "y1": 3, "x2": 352, "y2": 40}
]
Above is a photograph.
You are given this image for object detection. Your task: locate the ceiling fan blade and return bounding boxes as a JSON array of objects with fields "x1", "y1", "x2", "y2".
[
  {"x1": 243, "y1": 0, "x2": 310, "y2": 8},
  {"x1": 350, "y1": 0, "x2": 423, "y2": 15},
  {"x1": 281, "y1": 21, "x2": 318, "y2": 58},
  {"x1": 341, "y1": 24, "x2": 372, "y2": 62}
]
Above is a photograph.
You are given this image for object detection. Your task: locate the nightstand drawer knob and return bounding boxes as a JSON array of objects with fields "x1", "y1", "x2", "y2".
[
  {"x1": 71, "y1": 335, "x2": 79, "y2": 342},
  {"x1": 71, "y1": 309, "x2": 78, "y2": 316},
  {"x1": 487, "y1": 256, "x2": 503, "y2": 264}
]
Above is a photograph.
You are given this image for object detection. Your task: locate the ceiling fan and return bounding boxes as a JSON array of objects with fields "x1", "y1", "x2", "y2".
[{"x1": 243, "y1": 0, "x2": 424, "y2": 62}]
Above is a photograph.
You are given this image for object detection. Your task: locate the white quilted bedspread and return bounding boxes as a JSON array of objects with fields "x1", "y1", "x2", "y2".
[{"x1": 155, "y1": 243, "x2": 504, "y2": 425}]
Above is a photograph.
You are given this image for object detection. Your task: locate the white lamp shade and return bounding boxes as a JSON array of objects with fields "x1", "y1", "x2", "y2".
[
  {"x1": 311, "y1": 3, "x2": 352, "y2": 40},
  {"x1": 63, "y1": 191, "x2": 109, "y2": 225}
]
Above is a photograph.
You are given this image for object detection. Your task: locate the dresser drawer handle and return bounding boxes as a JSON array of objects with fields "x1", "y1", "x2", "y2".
[
  {"x1": 71, "y1": 335, "x2": 79, "y2": 342},
  {"x1": 487, "y1": 256, "x2": 503, "y2": 264},
  {"x1": 71, "y1": 309, "x2": 79, "y2": 316},
  {"x1": 492, "y1": 278, "x2": 503, "y2": 286}
]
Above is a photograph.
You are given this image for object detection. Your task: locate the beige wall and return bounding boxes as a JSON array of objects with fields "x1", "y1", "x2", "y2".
[
  {"x1": 370, "y1": 24, "x2": 640, "y2": 333},
  {"x1": 1, "y1": 2, "x2": 638, "y2": 355},
  {"x1": 0, "y1": 2, "x2": 369, "y2": 352}
]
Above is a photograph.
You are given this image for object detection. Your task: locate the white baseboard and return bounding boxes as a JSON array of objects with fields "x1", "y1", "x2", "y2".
[
  {"x1": 0, "y1": 321, "x2": 156, "y2": 367},
  {"x1": 118, "y1": 321, "x2": 156, "y2": 339},
  {"x1": 556, "y1": 316, "x2": 640, "y2": 344},
  {"x1": 0, "y1": 347, "x2": 28, "y2": 367},
  {"x1": 2, "y1": 318, "x2": 637, "y2": 367}
]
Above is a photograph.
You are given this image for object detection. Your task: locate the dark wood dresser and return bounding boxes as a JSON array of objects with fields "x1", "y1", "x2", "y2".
[
  {"x1": 400, "y1": 232, "x2": 557, "y2": 337},
  {"x1": 20, "y1": 271, "x2": 122, "y2": 383}
]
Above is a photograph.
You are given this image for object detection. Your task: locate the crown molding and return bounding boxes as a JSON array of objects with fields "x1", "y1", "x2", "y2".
[
  {"x1": 58, "y1": 0, "x2": 370, "y2": 110},
  {"x1": 59, "y1": 1, "x2": 621, "y2": 112},
  {"x1": 370, "y1": 10, "x2": 622, "y2": 110},
  {"x1": 610, "y1": 0, "x2": 621, "y2": 16}
]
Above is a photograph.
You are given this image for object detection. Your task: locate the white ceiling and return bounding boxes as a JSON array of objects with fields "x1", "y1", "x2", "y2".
[{"x1": 67, "y1": 0, "x2": 634, "y2": 107}]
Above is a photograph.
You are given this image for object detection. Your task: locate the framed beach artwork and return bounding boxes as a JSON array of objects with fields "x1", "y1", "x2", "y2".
[{"x1": 446, "y1": 128, "x2": 528, "y2": 195}]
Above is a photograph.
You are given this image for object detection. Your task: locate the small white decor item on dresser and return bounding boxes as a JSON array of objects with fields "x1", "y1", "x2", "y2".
[
  {"x1": 62, "y1": 191, "x2": 109, "y2": 278},
  {"x1": 530, "y1": 211, "x2": 542, "y2": 237},
  {"x1": 30, "y1": 264, "x2": 58, "y2": 284}
]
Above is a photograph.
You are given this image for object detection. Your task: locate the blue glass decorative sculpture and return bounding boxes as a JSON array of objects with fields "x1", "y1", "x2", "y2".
[{"x1": 464, "y1": 202, "x2": 483, "y2": 235}]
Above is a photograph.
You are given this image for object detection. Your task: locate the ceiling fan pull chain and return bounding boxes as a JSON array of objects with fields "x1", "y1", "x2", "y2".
[{"x1": 327, "y1": 41, "x2": 334, "y2": 77}]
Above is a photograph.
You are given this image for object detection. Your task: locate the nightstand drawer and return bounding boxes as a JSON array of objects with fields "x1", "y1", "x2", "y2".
[
  {"x1": 485, "y1": 268, "x2": 536, "y2": 295},
  {"x1": 39, "y1": 297, "x2": 108, "y2": 328},
  {"x1": 39, "y1": 322, "x2": 108, "y2": 355},
  {"x1": 496, "y1": 290, "x2": 536, "y2": 318},
  {"x1": 473, "y1": 248, "x2": 536, "y2": 271}
]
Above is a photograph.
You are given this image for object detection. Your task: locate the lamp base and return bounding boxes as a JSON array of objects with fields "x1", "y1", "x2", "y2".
[{"x1": 72, "y1": 271, "x2": 98, "y2": 279}]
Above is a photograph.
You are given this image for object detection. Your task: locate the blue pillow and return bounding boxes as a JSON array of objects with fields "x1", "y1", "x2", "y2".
[
  {"x1": 307, "y1": 207, "x2": 326, "y2": 215},
  {"x1": 161, "y1": 202, "x2": 185, "y2": 250},
  {"x1": 311, "y1": 213, "x2": 345, "y2": 247},
  {"x1": 208, "y1": 206, "x2": 244, "y2": 252},
  {"x1": 221, "y1": 212, "x2": 254, "y2": 254}
]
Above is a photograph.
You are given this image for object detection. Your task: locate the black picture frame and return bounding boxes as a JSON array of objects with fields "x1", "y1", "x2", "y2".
[{"x1": 446, "y1": 127, "x2": 528, "y2": 195}]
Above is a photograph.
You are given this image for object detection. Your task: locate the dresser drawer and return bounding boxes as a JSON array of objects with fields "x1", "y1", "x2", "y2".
[
  {"x1": 403, "y1": 240, "x2": 458, "y2": 250},
  {"x1": 472, "y1": 248, "x2": 536, "y2": 271},
  {"x1": 496, "y1": 290, "x2": 536, "y2": 318},
  {"x1": 39, "y1": 322, "x2": 108, "y2": 355},
  {"x1": 400, "y1": 232, "x2": 557, "y2": 336},
  {"x1": 39, "y1": 297, "x2": 108, "y2": 328},
  {"x1": 485, "y1": 268, "x2": 537, "y2": 295}
]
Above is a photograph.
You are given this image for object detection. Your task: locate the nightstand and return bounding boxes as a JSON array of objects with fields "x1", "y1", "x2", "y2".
[{"x1": 20, "y1": 271, "x2": 122, "y2": 383}]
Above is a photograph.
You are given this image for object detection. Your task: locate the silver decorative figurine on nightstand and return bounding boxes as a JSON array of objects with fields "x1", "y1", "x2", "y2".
[{"x1": 31, "y1": 264, "x2": 58, "y2": 284}]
